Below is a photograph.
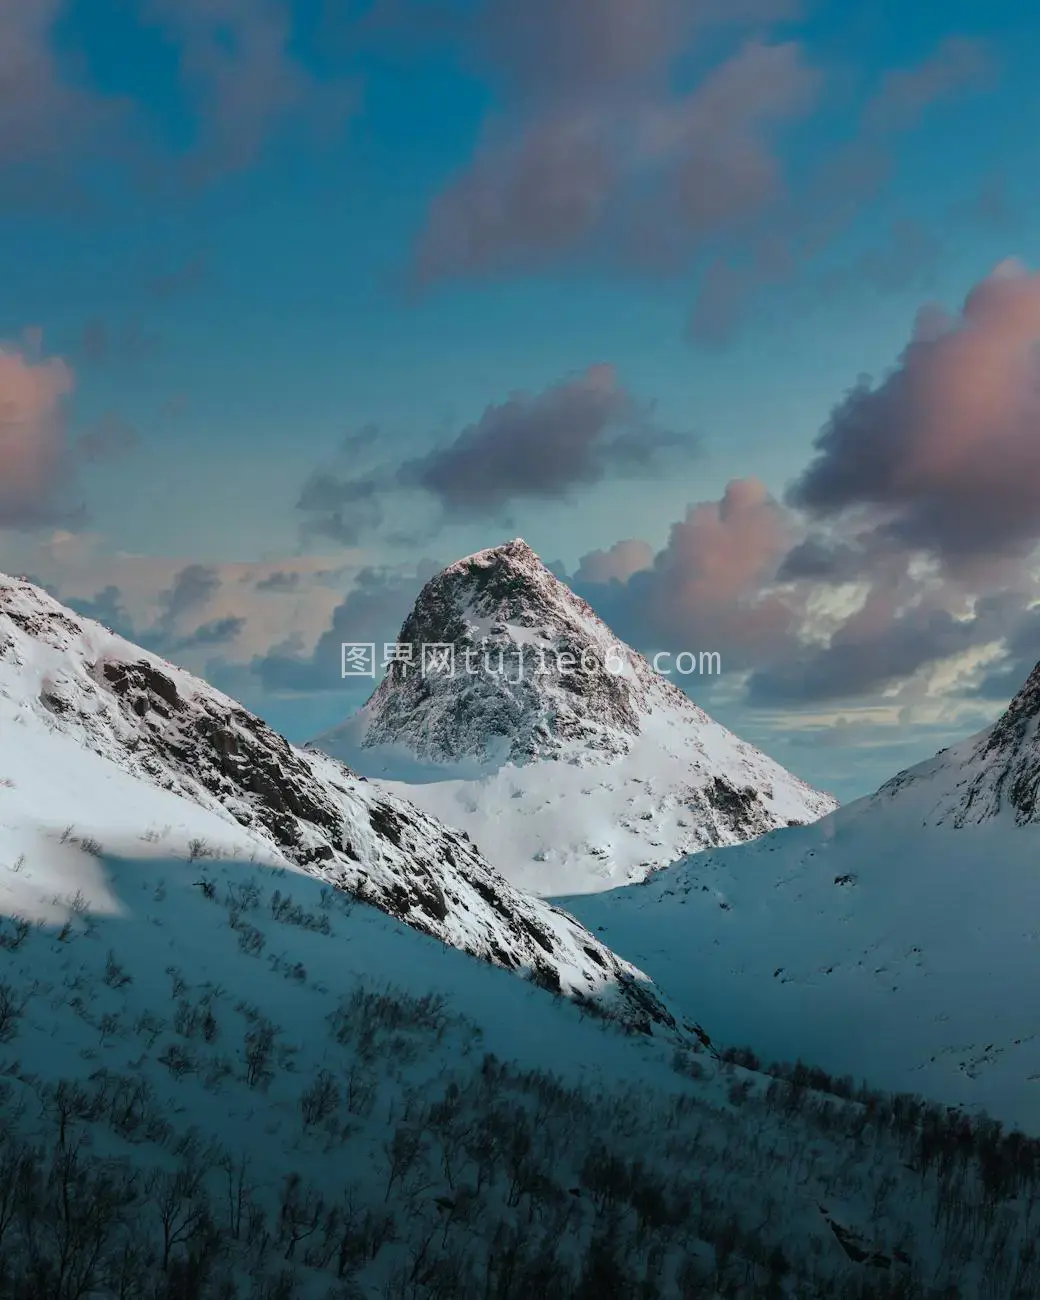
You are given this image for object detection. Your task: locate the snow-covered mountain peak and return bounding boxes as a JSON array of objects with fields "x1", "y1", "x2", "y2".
[
  {"x1": 313, "y1": 543, "x2": 837, "y2": 895},
  {"x1": 875, "y1": 656, "x2": 1040, "y2": 827},
  {"x1": 350, "y1": 534, "x2": 677, "y2": 766},
  {"x1": 0, "y1": 572, "x2": 688, "y2": 1036}
]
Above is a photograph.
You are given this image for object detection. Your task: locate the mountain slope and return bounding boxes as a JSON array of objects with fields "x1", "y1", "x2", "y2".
[
  {"x1": 563, "y1": 664, "x2": 1040, "y2": 1130},
  {"x1": 876, "y1": 659, "x2": 1040, "y2": 827},
  {"x1": 312, "y1": 539, "x2": 836, "y2": 895},
  {"x1": 4, "y1": 784, "x2": 1034, "y2": 1297},
  {"x1": 5, "y1": 575, "x2": 1040, "y2": 1296},
  {"x1": 0, "y1": 572, "x2": 682, "y2": 1035}
]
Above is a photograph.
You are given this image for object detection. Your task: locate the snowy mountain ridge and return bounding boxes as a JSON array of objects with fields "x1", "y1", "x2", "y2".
[
  {"x1": 0, "y1": 571, "x2": 684, "y2": 1035},
  {"x1": 4, "y1": 576, "x2": 1040, "y2": 1295},
  {"x1": 563, "y1": 656, "x2": 1040, "y2": 1129},
  {"x1": 875, "y1": 659, "x2": 1040, "y2": 827},
  {"x1": 313, "y1": 538, "x2": 837, "y2": 895}
]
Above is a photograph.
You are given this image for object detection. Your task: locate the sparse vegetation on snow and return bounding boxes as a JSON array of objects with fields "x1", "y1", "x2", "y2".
[{"x1": 2, "y1": 846, "x2": 1040, "y2": 1299}]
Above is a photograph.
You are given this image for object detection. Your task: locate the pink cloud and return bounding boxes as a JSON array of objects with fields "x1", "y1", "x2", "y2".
[
  {"x1": 645, "y1": 478, "x2": 796, "y2": 626},
  {"x1": 575, "y1": 539, "x2": 654, "y2": 584},
  {"x1": 789, "y1": 259, "x2": 1040, "y2": 570},
  {"x1": 575, "y1": 479, "x2": 803, "y2": 667},
  {"x1": 0, "y1": 340, "x2": 76, "y2": 526}
]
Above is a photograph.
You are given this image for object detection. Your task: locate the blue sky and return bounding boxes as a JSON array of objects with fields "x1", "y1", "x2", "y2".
[{"x1": 2, "y1": 0, "x2": 1040, "y2": 801}]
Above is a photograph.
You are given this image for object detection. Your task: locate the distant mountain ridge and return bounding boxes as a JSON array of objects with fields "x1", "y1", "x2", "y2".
[
  {"x1": 313, "y1": 539, "x2": 837, "y2": 895},
  {"x1": 876, "y1": 659, "x2": 1040, "y2": 827}
]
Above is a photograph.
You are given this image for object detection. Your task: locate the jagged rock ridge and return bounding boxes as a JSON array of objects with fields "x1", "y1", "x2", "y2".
[
  {"x1": 0, "y1": 572, "x2": 686, "y2": 1036},
  {"x1": 359, "y1": 538, "x2": 653, "y2": 763},
  {"x1": 877, "y1": 658, "x2": 1040, "y2": 827}
]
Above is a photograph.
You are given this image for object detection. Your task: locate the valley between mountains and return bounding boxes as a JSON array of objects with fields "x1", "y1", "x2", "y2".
[{"x1": 3, "y1": 552, "x2": 1040, "y2": 1298}]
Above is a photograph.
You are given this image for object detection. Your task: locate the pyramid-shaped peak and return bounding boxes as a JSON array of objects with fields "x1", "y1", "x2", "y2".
[
  {"x1": 492, "y1": 537, "x2": 535, "y2": 558},
  {"x1": 312, "y1": 539, "x2": 838, "y2": 880},
  {"x1": 341, "y1": 538, "x2": 681, "y2": 766},
  {"x1": 445, "y1": 537, "x2": 545, "y2": 576}
]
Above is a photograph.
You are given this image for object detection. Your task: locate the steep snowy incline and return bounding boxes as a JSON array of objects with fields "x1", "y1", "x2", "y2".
[
  {"x1": 563, "y1": 661, "x2": 1040, "y2": 1129},
  {"x1": 875, "y1": 658, "x2": 1040, "y2": 827},
  {"x1": 0, "y1": 572, "x2": 683, "y2": 1035},
  {"x1": 311, "y1": 539, "x2": 836, "y2": 895},
  {"x1": 1, "y1": 760, "x2": 1018, "y2": 1297}
]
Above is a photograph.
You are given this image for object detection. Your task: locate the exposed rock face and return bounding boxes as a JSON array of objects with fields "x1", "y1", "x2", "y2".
[
  {"x1": 357, "y1": 538, "x2": 653, "y2": 763},
  {"x1": 0, "y1": 572, "x2": 688, "y2": 1037},
  {"x1": 313, "y1": 540, "x2": 837, "y2": 893}
]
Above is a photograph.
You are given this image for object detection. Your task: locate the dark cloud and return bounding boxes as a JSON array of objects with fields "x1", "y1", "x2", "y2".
[
  {"x1": 154, "y1": 565, "x2": 223, "y2": 640},
  {"x1": 688, "y1": 259, "x2": 758, "y2": 347},
  {"x1": 0, "y1": 3, "x2": 132, "y2": 213},
  {"x1": 378, "y1": 0, "x2": 816, "y2": 284},
  {"x1": 477, "y1": 0, "x2": 692, "y2": 105},
  {"x1": 400, "y1": 8, "x2": 991, "y2": 316},
  {"x1": 400, "y1": 364, "x2": 695, "y2": 515},
  {"x1": 170, "y1": 615, "x2": 247, "y2": 651},
  {"x1": 296, "y1": 366, "x2": 695, "y2": 543},
  {"x1": 69, "y1": 566, "x2": 226, "y2": 651},
  {"x1": 746, "y1": 604, "x2": 994, "y2": 706},
  {"x1": 788, "y1": 260, "x2": 1040, "y2": 571},
  {"x1": 66, "y1": 573, "x2": 245, "y2": 659},
  {"x1": 253, "y1": 564, "x2": 433, "y2": 693},
  {"x1": 744, "y1": 585, "x2": 1040, "y2": 709},
  {"x1": 255, "y1": 570, "x2": 303, "y2": 593},
  {"x1": 685, "y1": 41, "x2": 993, "y2": 345},
  {"x1": 66, "y1": 586, "x2": 137, "y2": 640},
  {"x1": 251, "y1": 566, "x2": 348, "y2": 592},
  {"x1": 0, "y1": 5, "x2": 356, "y2": 214},
  {"x1": 415, "y1": 113, "x2": 620, "y2": 281},
  {"x1": 415, "y1": 37, "x2": 818, "y2": 284},
  {"x1": 971, "y1": 602, "x2": 1040, "y2": 702},
  {"x1": 775, "y1": 536, "x2": 866, "y2": 582},
  {"x1": 297, "y1": 474, "x2": 385, "y2": 546}
]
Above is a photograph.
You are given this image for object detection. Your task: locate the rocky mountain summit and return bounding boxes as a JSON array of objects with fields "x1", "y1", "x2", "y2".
[
  {"x1": 354, "y1": 537, "x2": 662, "y2": 764},
  {"x1": 314, "y1": 540, "x2": 837, "y2": 894}
]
